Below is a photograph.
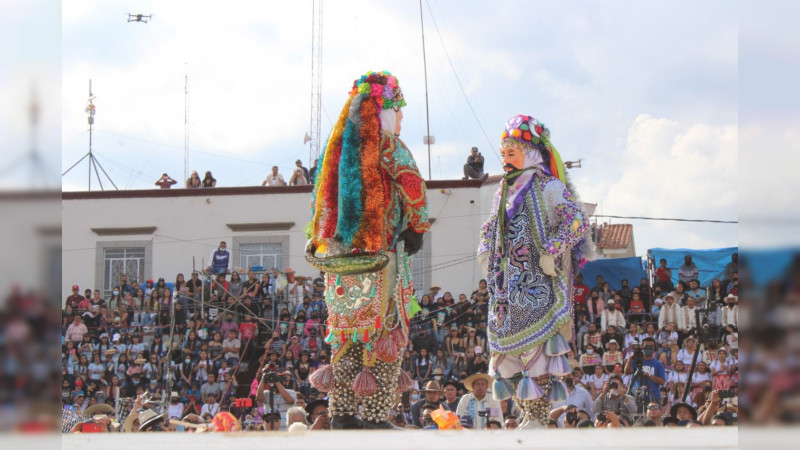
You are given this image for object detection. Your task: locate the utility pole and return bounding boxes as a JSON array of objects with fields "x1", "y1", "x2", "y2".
[{"x1": 419, "y1": 0, "x2": 432, "y2": 180}]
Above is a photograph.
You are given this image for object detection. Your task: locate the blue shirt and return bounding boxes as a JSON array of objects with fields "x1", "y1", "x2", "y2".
[{"x1": 632, "y1": 357, "x2": 666, "y2": 400}]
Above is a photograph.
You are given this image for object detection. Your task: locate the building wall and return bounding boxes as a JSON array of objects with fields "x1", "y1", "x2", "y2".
[
  {"x1": 62, "y1": 181, "x2": 496, "y2": 305},
  {"x1": 0, "y1": 193, "x2": 61, "y2": 306}
]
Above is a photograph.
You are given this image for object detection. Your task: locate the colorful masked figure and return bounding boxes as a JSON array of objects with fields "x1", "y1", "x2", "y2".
[
  {"x1": 305, "y1": 71, "x2": 429, "y2": 429},
  {"x1": 478, "y1": 114, "x2": 591, "y2": 427}
]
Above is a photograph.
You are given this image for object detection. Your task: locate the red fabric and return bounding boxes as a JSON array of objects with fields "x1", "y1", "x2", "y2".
[
  {"x1": 573, "y1": 283, "x2": 590, "y2": 305},
  {"x1": 239, "y1": 322, "x2": 257, "y2": 340}
]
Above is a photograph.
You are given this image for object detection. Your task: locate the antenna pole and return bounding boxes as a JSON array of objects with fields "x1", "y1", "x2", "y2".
[
  {"x1": 419, "y1": 0, "x2": 432, "y2": 180},
  {"x1": 88, "y1": 80, "x2": 94, "y2": 190},
  {"x1": 184, "y1": 64, "x2": 189, "y2": 184}
]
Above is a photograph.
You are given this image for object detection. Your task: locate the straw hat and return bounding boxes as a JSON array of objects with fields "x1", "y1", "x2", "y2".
[
  {"x1": 123, "y1": 411, "x2": 140, "y2": 433},
  {"x1": 463, "y1": 373, "x2": 493, "y2": 391},
  {"x1": 84, "y1": 403, "x2": 114, "y2": 418},
  {"x1": 420, "y1": 380, "x2": 442, "y2": 392},
  {"x1": 137, "y1": 409, "x2": 166, "y2": 431}
]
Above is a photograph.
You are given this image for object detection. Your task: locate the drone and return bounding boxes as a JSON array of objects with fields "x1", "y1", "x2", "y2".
[{"x1": 127, "y1": 14, "x2": 151, "y2": 23}]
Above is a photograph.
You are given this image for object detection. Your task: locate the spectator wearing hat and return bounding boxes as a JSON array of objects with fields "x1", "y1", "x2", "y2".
[
  {"x1": 601, "y1": 299, "x2": 626, "y2": 333},
  {"x1": 135, "y1": 409, "x2": 166, "y2": 432},
  {"x1": 721, "y1": 294, "x2": 738, "y2": 328},
  {"x1": 411, "y1": 380, "x2": 443, "y2": 427},
  {"x1": 66, "y1": 284, "x2": 85, "y2": 310},
  {"x1": 455, "y1": 373, "x2": 503, "y2": 430},
  {"x1": 167, "y1": 392, "x2": 184, "y2": 419},
  {"x1": 463, "y1": 146, "x2": 486, "y2": 180},
  {"x1": 429, "y1": 283, "x2": 443, "y2": 302},
  {"x1": 603, "y1": 340, "x2": 623, "y2": 371}
]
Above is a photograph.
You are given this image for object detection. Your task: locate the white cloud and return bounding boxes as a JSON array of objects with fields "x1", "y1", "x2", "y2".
[{"x1": 590, "y1": 114, "x2": 738, "y2": 252}]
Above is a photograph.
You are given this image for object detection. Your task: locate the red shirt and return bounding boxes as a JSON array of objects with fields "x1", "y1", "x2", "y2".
[
  {"x1": 239, "y1": 322, "x2": 257, "y2": 340},
  {"x1": 77, "y1": 298, "x2": 92, "y2": 310},
  {"x1": 573, "y1": 283, "x2": 590, "y2": 305},
  {"x1": 655, "y1": 267, "x2": 671, "y2": 283},
  {"x1": 630, "y1": 300, "x2": 644, "y2": 313}
]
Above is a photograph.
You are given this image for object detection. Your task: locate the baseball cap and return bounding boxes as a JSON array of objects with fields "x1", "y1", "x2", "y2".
[
  {"x1": 607, "y1": 299, "x2": 615, "y2": 305},
  {"x1": 72, "y1": 285, "x2": 79, "y2": 290}
]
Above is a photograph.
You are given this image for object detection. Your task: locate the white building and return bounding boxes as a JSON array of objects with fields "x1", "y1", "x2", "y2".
[
  {"x1": 62, "y1": 178, "x2": 501, "y2": 304},
  {"x1": 62, "y1": 177, "x2": 600, "y2": 304}
]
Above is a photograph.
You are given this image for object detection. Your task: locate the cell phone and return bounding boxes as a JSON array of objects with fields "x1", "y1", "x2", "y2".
[{"x1": 80, "y1": 422, "x2": 102, "y2": 433}]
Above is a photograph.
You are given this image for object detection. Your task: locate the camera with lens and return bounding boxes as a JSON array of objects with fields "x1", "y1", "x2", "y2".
[
  {"x1": 262, "y1": 366, "x2": 284, "y2": 385},
  {"x1": 632, "y1": 344, "x2": 644, "y2": 366},
  {"x1": 566, "y1": 412, "x2": 578, "y2": 425},
  {"x1": 262, "y1": 410, "x2": 281, "y2": 423},
  {"x1": 718, "y1": 389, "x2": 736, "y2": 399},
  {"x1": 609, "y1": 381, "x2": 618, "y2": 389},
  {"x1": 596, "y1": 412, "x2": 607, "y2": 423}
]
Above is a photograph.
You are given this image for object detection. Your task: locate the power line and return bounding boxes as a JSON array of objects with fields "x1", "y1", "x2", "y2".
[
  {"x1": 423, "y1": 0, "x2": 499, "y2": 162},
  {"x1": 592, "y1": 215, "x2": 737, "y2": 224}
]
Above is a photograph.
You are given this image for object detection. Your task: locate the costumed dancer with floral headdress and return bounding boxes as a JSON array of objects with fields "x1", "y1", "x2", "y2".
[
  {"x1": 478, "y1": 114, "x2": 592, "y2": 428},
  {"x1": 305, "y1": 71, "x2": 429, "y2": 429}
]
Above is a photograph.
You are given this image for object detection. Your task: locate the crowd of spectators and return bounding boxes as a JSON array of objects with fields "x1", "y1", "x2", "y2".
[{"x1": 61, "y1": 252, "x2": 738, "y2": 432}]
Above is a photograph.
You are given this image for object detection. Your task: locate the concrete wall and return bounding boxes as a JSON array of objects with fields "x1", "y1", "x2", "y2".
[{"x1": 0, "y1": 192, "x2": 61, "y2": 306}]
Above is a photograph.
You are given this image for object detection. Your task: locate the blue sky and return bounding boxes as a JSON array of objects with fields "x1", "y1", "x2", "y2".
[{"x1": 48, "y1": 1, "x2": 740, "y2": 253}]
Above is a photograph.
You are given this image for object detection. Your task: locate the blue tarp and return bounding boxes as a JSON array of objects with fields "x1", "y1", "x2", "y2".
[
  {"x1": 741, "y1": 249, "x2": 796, "y2": 287},
  {"x1": 580, "y1": 257, "x2": 646, "y2": 290},
  {"x1": 647, "y1": 247, "x2": 738, "y2": 287}
]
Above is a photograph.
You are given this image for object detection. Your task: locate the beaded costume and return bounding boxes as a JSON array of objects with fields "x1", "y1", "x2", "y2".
[
  {"x1": 478, "y1": 114, "x2": 591, "y2": 427},
  {"x1": 305, "y1": 71, "x2": 429, "y2": 428}
]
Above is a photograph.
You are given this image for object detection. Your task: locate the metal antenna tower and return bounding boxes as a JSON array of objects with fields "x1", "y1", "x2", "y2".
[
  {"x1": 62, "y1": 79, "x2": 118, "y2": 191},
  {"x1": 0, "y1": 84, "x2": 54, "y2": 187},
  {"x1": 307, "y1": 0, "x2": 324, "y2": 166},
  {"x1": 184, "y1": 64, "x2": 190, "y2": 183}
]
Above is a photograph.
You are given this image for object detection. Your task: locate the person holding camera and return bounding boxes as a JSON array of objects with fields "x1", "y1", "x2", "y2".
[
  {"x1": 551, "y1": 375, "x2": 594, "y2": 422},
  {"x1": 623, "y1": 336, "x2": 666, "y2": 404},
  {"x1": 256, "y1": 367, "x2": 297, "y2": 431},
  {"x1": 591, "y1": 375, "x2": 636, "y2": 418},
  {"x1": 463, "y1": 146, "x2": 486, "y2": 180}
]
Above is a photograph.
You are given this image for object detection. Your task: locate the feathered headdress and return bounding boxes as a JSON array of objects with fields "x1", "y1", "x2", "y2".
[{"x1": 308, "y1": 71, "x2": 405, "y2": 261}]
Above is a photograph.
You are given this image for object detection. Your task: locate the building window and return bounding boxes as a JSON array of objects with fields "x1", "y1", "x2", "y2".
[
  {"x1": 240, "y1": 243, "x2": 282, "y2": 271},
  {"x1": 103, "y1": 247, "x2": 145, "y2": 297},
  {"x1": 411, "y1": 250, "x2": 425, "y2": 294}
]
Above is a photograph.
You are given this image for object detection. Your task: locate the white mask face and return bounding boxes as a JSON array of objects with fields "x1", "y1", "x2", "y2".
[
  {"x1": 586, "y1": 349, "x2": 593, "y2": 354},
  {"x1": 610, "y1": 389, "x2": 619, "y2": 396}
]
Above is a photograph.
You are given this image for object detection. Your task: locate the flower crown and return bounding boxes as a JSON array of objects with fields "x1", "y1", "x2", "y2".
[{"x1": 350, "y1": 71, "x2": 407, "y2": 110}]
